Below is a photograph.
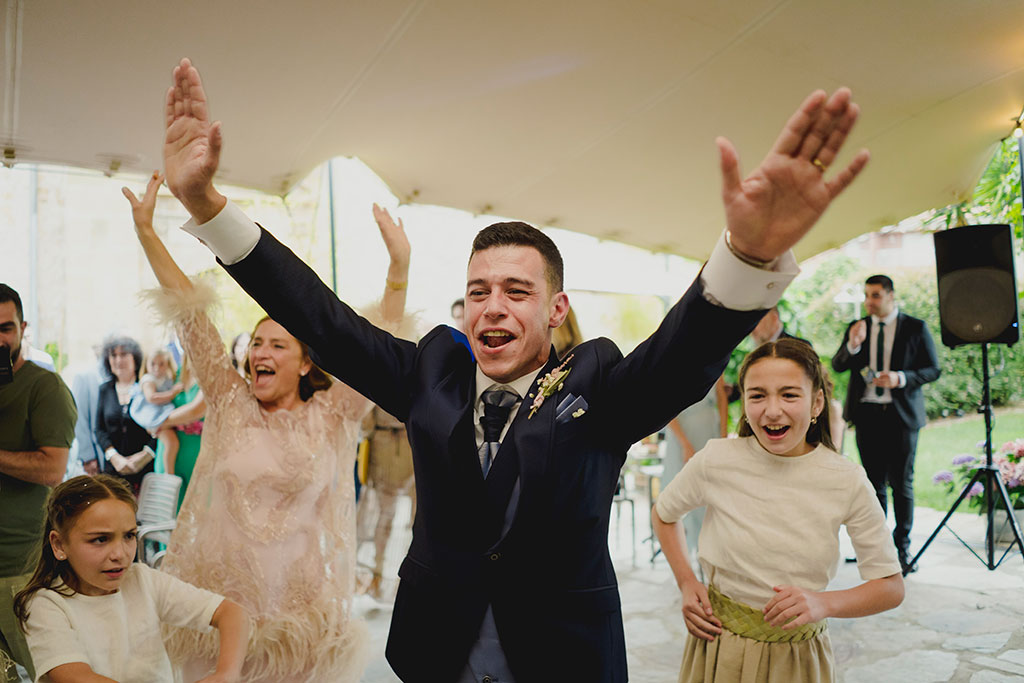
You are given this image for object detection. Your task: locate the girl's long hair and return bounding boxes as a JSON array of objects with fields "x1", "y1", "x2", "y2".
[
  {"x1": 13, "y1": 475, "x2": 138, "y2": 629},
  {"x1": 736, "y1": 338, "x2": 836, "y2": 451}
]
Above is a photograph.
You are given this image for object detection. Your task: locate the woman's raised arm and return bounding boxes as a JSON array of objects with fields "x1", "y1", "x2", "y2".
[
  {"x1": 124, "y1": 172, "x2": 239, "y2": 404},
  {"x1": 373, "y1": 203, "x2": 411, "y2": 325},
  {"x1": 123, "y1": 171, "x2": 193, "y2": 293}
]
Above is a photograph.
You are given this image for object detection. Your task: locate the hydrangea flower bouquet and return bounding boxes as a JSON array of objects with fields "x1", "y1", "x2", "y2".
[{"x1": 932, "y1": 438, "x2": 1024, "y2": 512}]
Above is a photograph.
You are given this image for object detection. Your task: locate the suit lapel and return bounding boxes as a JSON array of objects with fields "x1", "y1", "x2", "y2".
[
  {"x1": 496, "y1": 348, "x2": 562, "y2": 539},
  {"x1": 890, "y1": 313, "x2": 907, "y2": 370},
  {"x1": 428, "y1": 361, "x2": 485, "y2": 486}
]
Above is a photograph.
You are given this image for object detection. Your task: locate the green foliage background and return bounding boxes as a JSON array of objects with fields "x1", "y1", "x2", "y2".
[{"x1": 773, "y1": 138, "x2": 1024, "y2": 420}]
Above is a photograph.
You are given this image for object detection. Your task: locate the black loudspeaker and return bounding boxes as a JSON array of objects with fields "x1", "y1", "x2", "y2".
[{"x1": 933, "y1": 224, "x2": 1019, "y2": 348}]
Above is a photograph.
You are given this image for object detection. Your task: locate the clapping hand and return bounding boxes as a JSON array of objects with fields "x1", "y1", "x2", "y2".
[
  {"x1": 720, "y1": 88, "x2": 869, "y2": 263},
  {"x1": 112, "y1": 450, "x2": 152, "y2": 475},
  {"x1": 872, "y1": 371, "x2": 900, "y2": 389},
  {"x1": 848, "y1": 319, "x2": 868, "y2": 348},
  {"x1": 107, "y1": 452, "x2": 131, "y2": 474},
  {"x1": 762, "y1": 584, "x2": 828, "y2": 629},
  {"x1": 372, "y1": 203, "x2": 411, "y2": 270}
]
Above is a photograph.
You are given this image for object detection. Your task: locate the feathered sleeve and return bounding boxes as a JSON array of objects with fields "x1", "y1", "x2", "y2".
[
  {"x1": 323, "y1": 301, "x2": 419, "y2": 422},
  {"x1": 140, "y1": 280, "x2": 243, "y2": 411}
]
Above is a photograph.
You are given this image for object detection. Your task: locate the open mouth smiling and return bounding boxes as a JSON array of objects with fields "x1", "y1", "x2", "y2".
[
  {"x1": 480, "y1": 330, "x2": 515, "y2": 349},
  {"x1": 253, "y1": 364, "x2": 276, "y2": 382},
  {"x1": 762, "y1": 424, "x2": 791, "y2": 438}
]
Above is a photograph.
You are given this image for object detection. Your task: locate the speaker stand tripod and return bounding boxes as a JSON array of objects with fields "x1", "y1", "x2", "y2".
[{"x1": 910, "y1": 343, "x2": 1024, "y2": 574}]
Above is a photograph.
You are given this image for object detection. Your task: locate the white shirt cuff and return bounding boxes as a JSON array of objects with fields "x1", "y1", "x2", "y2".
[
  {"x1": 180, "y1": 200, "x2": 261, "y2": 265},
  {"x1": 897, "y1": 371, "x2": 906, "y2": 388},
  {"x1": 699, "y1": 231, "x2": 798, "y2": 311},
  {"x1": 847, "y1": 342, "x2": 862, "y2": 355}
]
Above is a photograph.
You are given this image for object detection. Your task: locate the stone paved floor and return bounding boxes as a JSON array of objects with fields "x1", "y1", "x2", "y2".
[{"x1": 355, "y1": 497, "x2": 1024, "y2": 682}]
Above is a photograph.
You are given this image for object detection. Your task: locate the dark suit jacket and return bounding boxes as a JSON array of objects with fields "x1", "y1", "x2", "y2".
[
  {"x1": 831, "y1": 313, "x2": 940, "y2": 430},
  {"x1": 223, "y1": 229, "x2": 765, "y2": 682}
]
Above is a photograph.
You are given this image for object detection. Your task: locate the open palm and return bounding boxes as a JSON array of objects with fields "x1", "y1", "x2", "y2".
[
  {"x1": 721, "y1": 88, "x2": 869, "y2": 262},
  {"x1": 163, "y1": 58, "x2": 223, "y2": 210},
  {"x1": 372, "y1": 203, "x2": 411, "y2": 267}
]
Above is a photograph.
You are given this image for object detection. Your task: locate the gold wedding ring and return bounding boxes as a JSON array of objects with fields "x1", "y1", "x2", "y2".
[{"x1": 812, "y1": 158, "x2": 827, "y2": 173}]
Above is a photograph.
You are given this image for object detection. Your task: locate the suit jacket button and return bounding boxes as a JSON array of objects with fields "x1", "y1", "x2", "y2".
[
  {"x1": 482, "y1": 677, "x2": 494, "y2": 683},
  {"x1": 489, "y1": 553, "x2": 500, "y2": 561}
]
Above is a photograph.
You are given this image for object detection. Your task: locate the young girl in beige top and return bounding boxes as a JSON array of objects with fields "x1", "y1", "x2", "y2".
[{"x1": 653, "y1": 338, "x2": 905, "y2": 683}]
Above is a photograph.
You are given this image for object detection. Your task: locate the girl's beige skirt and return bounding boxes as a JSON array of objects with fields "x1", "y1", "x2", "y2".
[{"x1": 678, "y1": 585, "x2": 835, "y2": 683}]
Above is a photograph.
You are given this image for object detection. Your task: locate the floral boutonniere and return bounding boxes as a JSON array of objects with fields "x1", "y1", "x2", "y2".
[{"x1": 528, "y1": 354, "x2": 573, "y2": 419}]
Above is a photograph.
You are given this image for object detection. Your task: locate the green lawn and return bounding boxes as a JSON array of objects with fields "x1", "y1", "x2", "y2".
[{"x1": 844, "y1": 407, "x2": 1024, "y2": 512}]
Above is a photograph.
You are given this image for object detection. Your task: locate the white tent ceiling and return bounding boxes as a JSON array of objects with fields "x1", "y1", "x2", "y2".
[{"x1": 3, "y1": 0, "x2": 1024, "y2": 260}]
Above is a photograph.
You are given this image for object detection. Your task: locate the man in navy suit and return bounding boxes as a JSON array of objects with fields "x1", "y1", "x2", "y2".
[
  {"x1": 832, "y1": 275, "x2": 940, "y2": 574},
  {"x1": 162, "y1": 58, "x2": 869, "y2": 682}
]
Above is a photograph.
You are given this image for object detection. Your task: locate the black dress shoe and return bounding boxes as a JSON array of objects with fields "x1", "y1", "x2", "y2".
[{"x1": 899, "y1": 554, "x2": 918, "y2": 575}]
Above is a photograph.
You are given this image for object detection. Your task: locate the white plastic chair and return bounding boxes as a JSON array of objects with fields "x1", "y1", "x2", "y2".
[{"x1": 135, "y1": 472, "x2": 182, "y2": 568}]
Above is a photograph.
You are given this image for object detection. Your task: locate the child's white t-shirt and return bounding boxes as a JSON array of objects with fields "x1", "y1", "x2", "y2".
[{"x1": 25, "y1": 562, "x2": 222, "y2": 682}]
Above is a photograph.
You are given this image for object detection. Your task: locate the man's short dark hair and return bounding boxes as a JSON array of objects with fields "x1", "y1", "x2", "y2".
[
  {"x1": 451, "y1": 298, "x2": 464, "y2": 313},
  {"x1": 865, "y1": 274, "x2": 894, "y2": 292},
  {"x1": 0, "y1": 283, "x2": 24, "y2": 324},
  {"x1": 101, "y1": 335, "x2": 143, "y2": 381},
  {"x1": 470, "y1": 222, "x2": 564, "y2": 293}
]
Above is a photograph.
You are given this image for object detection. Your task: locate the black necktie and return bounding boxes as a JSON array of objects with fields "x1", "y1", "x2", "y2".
[
  {"x1": 875, "y1": 321, "x2": 885, "y2": 396},
  {"x1": 479, "y1": 388, "x2": 518, "y2": 477}
]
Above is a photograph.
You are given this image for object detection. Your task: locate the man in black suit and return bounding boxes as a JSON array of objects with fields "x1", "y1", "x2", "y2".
[
  {"x1": 162, "y1": 57, "x2": 869, "y2": 682},
  {"x1": 832, "y1": 275, "x2": 940, "y2": 574}
]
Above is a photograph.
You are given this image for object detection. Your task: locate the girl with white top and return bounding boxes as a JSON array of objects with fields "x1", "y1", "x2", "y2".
[
  {"x1": 653, "y1": 338, "x2": 904, "y2": 683},
  {"x1": 13, "y1": 474, "x2": 248, "y2": 683}
]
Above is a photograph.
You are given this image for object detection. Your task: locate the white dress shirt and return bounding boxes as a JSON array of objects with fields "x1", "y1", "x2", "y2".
[
  {"x1": 472, "y1": 365, "x2": 542, "y2": 468},
  {"x1": 181, "y1": 201, "x2": 799, "y2": 313},
  {"x1": 848, "y1": 307, "x2": 905, "y2": 403}
]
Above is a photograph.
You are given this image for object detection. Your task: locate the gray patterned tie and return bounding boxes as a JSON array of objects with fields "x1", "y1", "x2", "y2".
[{"x1": 478, "y1": 388, "x2": 519, "y2": 477}]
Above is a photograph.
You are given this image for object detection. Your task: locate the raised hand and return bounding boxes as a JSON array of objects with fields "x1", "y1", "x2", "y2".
[
  {"x1": 122, "y1": 171, "x2": 164, "y2": 234},
  {"x1": 848, "y1": 319, "x2": 868, "y2": 348},
  {"x1": 164, "y1": 58, "x2": 227, "y2": 223},
  {"x1": 375, "y1": 203, "x2": 411, "y2": 324},
  {"x1": 762, "y1": 584, "x2": 828, "y2": 629},
  {"x1": 719, "y1": 88, "x2": 869, "y2": 263},
  {"x1": 680, "y1": 579, "x2": 722, "y2": 641},
  {"x1": 373, "y1": 203, "x2": 411, "y2": 269}
]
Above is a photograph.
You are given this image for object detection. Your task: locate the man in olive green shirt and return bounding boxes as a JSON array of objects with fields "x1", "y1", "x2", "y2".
[{"x1": 0, "y1": 284, "x2": 76, "y2": 682}]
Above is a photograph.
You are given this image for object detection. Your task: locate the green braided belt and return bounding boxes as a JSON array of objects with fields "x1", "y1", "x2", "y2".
[{"x1": 708, "y1": 584, "x2": 827, "y2": 643}]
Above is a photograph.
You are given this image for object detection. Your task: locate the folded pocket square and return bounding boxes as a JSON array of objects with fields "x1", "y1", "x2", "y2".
[
  {"x1": 556, "y1": 393, "x2": 577, "y2": 416},
  {"x1": 556, "y1": 395, "x2": 589, "y2": 423}
]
